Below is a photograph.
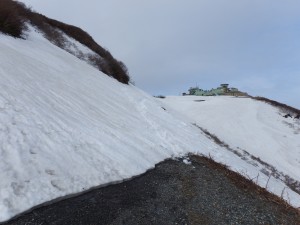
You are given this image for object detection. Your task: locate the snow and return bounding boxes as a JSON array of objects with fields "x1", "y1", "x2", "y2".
[
  {"x1": 0, "y1": 28, "x2": 204, "y2": 221},
  {"x1": 0, "y1": 28, "x2": 299, "y2": 221},
  {"x1": 56, "y1": 29, "x2": 103, "y2": 66},
  {"x1": 161, "y1": 96, "x2": 300, "y2": 203},
  {"x1": 161, "y1": 96, "x2": 300, "y2": 181}
]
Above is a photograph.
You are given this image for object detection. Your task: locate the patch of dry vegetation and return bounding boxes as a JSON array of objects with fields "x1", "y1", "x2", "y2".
[
  {"x1": 194, "y1": 124, "x2": 300, "y2": 198},
  {"x1": 190, "y1": 154, "x2": 300, "y2": 217},
  {"x1": 0, "y1": 0, "x2": 27, "y2": 38},
  {"x1": 253, "y1": 96, "x2": 300, "y2": 115},
  {"x1": 0, "y1": 0, "x2": 130, "y2": 84}
]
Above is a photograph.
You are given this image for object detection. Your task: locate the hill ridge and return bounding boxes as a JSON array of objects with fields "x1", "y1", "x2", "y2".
[{"x1": 0, "y1": 0, "x2": 130, "y2": 84}]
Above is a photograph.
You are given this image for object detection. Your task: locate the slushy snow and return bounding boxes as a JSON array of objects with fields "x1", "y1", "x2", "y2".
[{"x1": 0, "y1": 28, "x2": 299, "y2": 222}]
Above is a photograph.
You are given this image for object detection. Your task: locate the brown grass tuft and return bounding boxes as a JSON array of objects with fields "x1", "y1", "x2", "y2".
[{"x1": 190, "y1": 154, "x2": 300, "y2": 216}]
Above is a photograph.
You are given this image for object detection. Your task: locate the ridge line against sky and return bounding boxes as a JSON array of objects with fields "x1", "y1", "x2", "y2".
[{"x1": 20, "y1": 0, "x2": 300, "y2": 109}]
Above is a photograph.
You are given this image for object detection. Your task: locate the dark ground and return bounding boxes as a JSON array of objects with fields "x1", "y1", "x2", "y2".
[{"x1": 3, "y1": 155, "x2": 300, "y2": 225}]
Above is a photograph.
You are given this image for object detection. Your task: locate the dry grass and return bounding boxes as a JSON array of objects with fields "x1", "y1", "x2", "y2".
[
  {"x1": 253, "y1": 96, "x2": 300, "y2": 115},
  {"x1": 0, "y1": 0, "x2": 28, "y2": 38},
  {"x1": 0, "y1": 0, "x2": 130, "y2": 84},
  {"x1": 190, "y1": 154, "x2": 300, "y2": 217},
  {"x1": 194, "y1": 124, "x2": 300, "y2": 195}
]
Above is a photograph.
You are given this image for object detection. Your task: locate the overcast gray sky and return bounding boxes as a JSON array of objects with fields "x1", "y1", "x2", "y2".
[{"x1": 20, "y1": 0, "x2": 300, "y2": 109}]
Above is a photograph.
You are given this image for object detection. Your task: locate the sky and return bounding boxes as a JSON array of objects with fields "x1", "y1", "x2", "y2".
[{"x1": 20, "y1": 0, "x2": 300, "y2": 109}]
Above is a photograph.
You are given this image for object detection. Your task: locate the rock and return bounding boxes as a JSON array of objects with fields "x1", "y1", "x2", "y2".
[{"x1": 284, "y1": 114, "x2": 292, "y2": 118}]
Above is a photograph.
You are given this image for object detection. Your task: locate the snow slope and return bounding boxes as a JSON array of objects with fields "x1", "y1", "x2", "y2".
[
  {"x1": 0, "y1": 29, "x2": 299, "y2": 221},
  {"x1": 161, "y1": 97, "x2": 300, "y2": 199}
]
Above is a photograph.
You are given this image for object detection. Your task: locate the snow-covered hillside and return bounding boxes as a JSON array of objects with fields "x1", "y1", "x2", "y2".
[
  {"x1": 0, "y1": 28, "x2": 299, "y2": 222},
  {"x1": 161, "y1": 97, "x2": 300, "y2": 199}
]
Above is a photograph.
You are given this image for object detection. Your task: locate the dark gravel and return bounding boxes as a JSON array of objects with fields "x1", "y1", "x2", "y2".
[{"x1": 3, "y1": 155, "x2": 300, "y2": 225}]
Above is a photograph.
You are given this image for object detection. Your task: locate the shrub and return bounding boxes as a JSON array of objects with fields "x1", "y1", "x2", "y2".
[
  {"x1": 0, "y1": 0, "x2": 131, "y2": 84},
  {"x1": 37, "y1": 17, "x2": 130, "y2": 84},
  {"x1": 253, "y1": 97, "x2": 300, "y2": 115},
  {"x1": 0, "y1": 0, "x2": 27, "y2": 38}
]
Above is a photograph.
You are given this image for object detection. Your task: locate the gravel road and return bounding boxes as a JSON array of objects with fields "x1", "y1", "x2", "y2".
[{"x1": 3, "y1": 155, "x2": 300, "y2": 225}]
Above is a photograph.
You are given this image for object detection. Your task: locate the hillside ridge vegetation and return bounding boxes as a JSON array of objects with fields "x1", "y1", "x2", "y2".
[
  {"x1": 253, "y1": 96, "x2": 300, "y2": 115},
  {"x1": 0, "y1": 0, "x2": 130, "y2": 84}
]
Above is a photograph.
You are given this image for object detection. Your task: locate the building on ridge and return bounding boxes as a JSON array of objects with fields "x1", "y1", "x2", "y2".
[{"x1": 186, "y1": 84, "x2": 248, "y2": 97}]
